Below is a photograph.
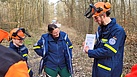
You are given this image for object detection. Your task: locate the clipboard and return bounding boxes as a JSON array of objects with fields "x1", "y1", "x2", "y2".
[{"x1": 83, "y1": 34, "x2": 96, "y2": 51}]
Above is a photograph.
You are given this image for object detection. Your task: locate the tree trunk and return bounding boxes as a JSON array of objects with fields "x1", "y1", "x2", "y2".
[{"x1": 88, "y1": 0, "x2": 94, "y2": 34}]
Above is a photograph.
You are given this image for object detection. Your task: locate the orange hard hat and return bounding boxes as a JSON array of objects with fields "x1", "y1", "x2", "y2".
[
  {"x1": 92, "y1": 2, "x2": 111, "y2": 17},
  {"x1": 84, "y1": 2, "x2": 111, "y2": 18},
  {"x1": 0, "y1": 29, "x2": 9, "y2": 42},
  {"x1": 10, "y1": 28, "x2": 25, "y2": 40}
]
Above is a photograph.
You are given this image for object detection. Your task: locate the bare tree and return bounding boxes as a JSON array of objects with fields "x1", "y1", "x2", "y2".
[{"x1": 60, "y1": 0, "x2": 75, "y2": 27}]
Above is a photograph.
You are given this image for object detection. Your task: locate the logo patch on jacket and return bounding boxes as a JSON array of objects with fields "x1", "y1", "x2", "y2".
[{"x1": 109, "y1": 38, "x2": 116, "y2": 45}]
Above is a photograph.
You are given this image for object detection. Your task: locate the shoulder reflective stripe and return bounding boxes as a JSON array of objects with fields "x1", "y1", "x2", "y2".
[
  {"x1": 64, "y1": 34, "x2": 67, "y2": 40},
  {"x1": 42, "y1": 37, "x2": 46, "y2": 57},
  {"x1": 33, "y1": 46, "x2": 41, "y2": 49},
  {"x1": 69, "y1": 46, "x2": 73, "y2": 49},
  {"x1": 96, "y1": 31, "x2": 99, "y2": 41},
  {"x1": 20, "y1": 47, "x2": 26, "y2": 51},
  {"x1": 102, "y1": 38, "x2": 108, "y2": 43},
  {"x1": 98, "y1": 63, "x2": 111, "y2": 71},
  {"x1": 23, "y1": 54, "x2": 28, "y2": 57},
  {"x1": 104, "y1": 44, "x2": 117, "y2": 53},
  {"x1": 28, "y1": 68, "x2": 31, "y2": 73}
]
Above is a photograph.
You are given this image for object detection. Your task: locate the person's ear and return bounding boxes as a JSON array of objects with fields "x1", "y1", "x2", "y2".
[
  {"x1": 100, "y1": 14, "x2": 105, "y2": 20},
  {"x1": 12, "y1": 38, "x2": 16, "y2": 42},
  {"x1": 102, "y1": 13, "x2": 106, "y2": 18}
]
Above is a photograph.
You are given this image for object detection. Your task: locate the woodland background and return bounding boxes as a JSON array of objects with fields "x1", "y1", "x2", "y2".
[{"x1": 0, "y1": 0, "x2": 137, "y2": 77}]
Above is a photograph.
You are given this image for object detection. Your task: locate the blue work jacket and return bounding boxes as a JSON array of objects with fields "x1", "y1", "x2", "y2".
[
  {"x1": 88, "y1": 18, "x2": 126, "y2": 77},
  {"x1": 9, "y1": 42, "x2": 33, "y2": 77},
  {"x1": 9, "y1": 41, "x2": 28, "y2": 61},
  {"x1": 33, "y1": 31, "x2": 73, "y2": 74}
]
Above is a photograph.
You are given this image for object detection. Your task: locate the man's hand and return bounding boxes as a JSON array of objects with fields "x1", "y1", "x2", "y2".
[
  {"x1": 84, "y1": 46, "x2": 89, "y2": 53},
  {"x1": 82, "y1": 42, "x2": 89, "y2": 53}
]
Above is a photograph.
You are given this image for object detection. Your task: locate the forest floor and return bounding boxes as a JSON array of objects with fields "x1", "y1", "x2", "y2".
[{"x1": 25, "y1": 24, "x2": 137, "y2": 77}]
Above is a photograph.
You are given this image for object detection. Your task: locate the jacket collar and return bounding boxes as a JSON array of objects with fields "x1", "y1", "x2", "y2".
[
  {"x1": 9, "y1": 41, "x2": 17, "y2": 49},
  {"x1": 48, "y1": 33, "x2": 63, "y2": 42},
  {"x1": 107, "y1": 18, "x2": 116, "y2": 28},
  {"x1": 9, "y1": 41, "x2": 24, "y2": 49},
  {"x1": 100, "y1": 18, "x2": 116, "y2": 32}
]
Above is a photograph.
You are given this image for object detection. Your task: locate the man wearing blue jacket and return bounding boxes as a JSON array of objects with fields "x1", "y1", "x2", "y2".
[
  {"x1": 84, "y1": 2, "x2": 126, "y2": 77},
  {"x1": 33, "y1": 24, "x2": 73, "y2": 77},
  {"x1": 9, "y1": 28, "x2": 33, "y2": 77},
  {"x1": 0, "y1": 29, "x2": 29, "y2": 77}
]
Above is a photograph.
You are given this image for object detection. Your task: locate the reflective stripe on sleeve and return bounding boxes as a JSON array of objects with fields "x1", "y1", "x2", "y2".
[
  {"x1": 102, "y1": 38, "x2": 108, "y2": 43},
  {"x1": 23, "y1": 54, "x2": 28, "y2": 57},
  {"x1": 98, "y1": 63, "x2": 111, "y2": 71},
  {"x1": 33, "y1": 46, "x2": 41, "y2": 49},
  {"x1": 28, "y1": 68, "x2": 31, "y2": 73},
  {"x1": 104, "y1": 44, "x2": 117, "y2": 53},
  {"x1": 69, "y1": 46, "x2": 73, "y2": 49}
]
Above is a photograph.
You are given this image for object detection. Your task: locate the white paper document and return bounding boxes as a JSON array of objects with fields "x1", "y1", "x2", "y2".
[{"x1": 84, "y1": 34, "x2": 96, "y2": 50}]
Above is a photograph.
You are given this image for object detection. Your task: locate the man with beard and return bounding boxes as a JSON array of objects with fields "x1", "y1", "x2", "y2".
[{"x1": 83, "y1": 2, "x2": 126, "y2": 77}]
